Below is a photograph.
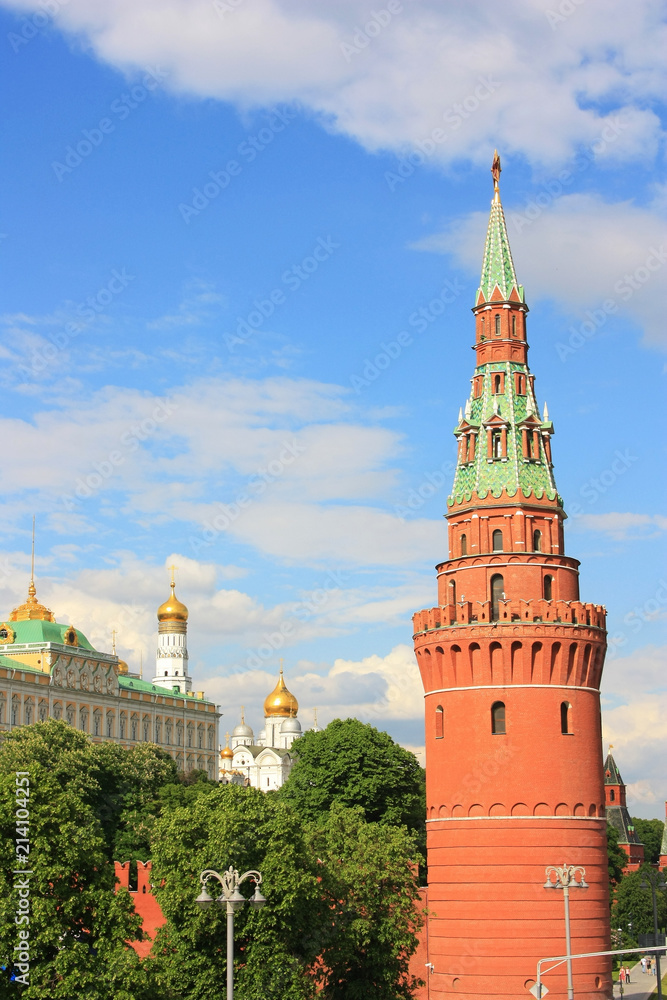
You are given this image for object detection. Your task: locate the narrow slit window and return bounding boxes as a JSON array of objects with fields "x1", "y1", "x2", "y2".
[
  {"x1": 491, "y1": 701, "x2": 506, "y2": 735},
  {"x1": 560, "y1": 701, "x2": 572, "y2": 735},
  {"x1": 544, "y1": 575, "x2": 553, "y2": 601},
  {"x1": 492, "y1": 529, "x2": 503, "y2": 552},
  {"x1": 435, "y1": 705, "x2": 444, "y2": 739},
  {"x1": 460, "y1": 533, "x2": 467, "y2": 556},
  {"x1": 495, "y1": 314, "x2": 501, "y2": 336},
  {"x1": 490, "y1": 573, "x2": 504, "y2": 621},
  {"x1": 533, "y1": 529, "x2": 542, "y2": 552}
]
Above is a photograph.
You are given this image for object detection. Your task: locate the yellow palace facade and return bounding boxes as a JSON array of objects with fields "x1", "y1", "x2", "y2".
[{"x1": 0, "y1": 577, "x2": 220, "y2": 778}]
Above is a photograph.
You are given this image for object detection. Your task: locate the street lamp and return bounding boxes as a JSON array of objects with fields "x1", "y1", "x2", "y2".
[
  {"x1": 544, "y1": 863, "x2": 588, "y2": 1000},
  {"x1": 195, "y1": 865, "x2": 266, "y2": 1000},
  {"x1": 640, "y1": 869, "x2": 667, "y2": 1000}
]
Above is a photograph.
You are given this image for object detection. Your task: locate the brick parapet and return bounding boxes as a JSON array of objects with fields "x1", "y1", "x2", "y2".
[{"x1": 413, "y1": 600, "x2": 606, "y2": 633}]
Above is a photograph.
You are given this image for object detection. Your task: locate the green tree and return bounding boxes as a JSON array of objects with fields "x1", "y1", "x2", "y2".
[
  {"x1": 91, "y1": 740, "x2": 181, "y2": 861},
  {"x1": 148, "y1": 784, "x2": 423, "y2": 1000},
  {"x1": 630, "y1": 817, "x2": 665, "y2": 865},
  {"x1": 309, "y1": 803, "x2": 423, "y2": 1000},
  {"x1": 279, "y1": 718, "x2": 425, "y2": 845},
  {"x1": 148, "y1": 783, "x2": 321, "y2": 1000},
  {"x1": 0, "y1": 721, "x2": 154, "y2": 1000},
  {"x1": 607, "y1": 825, "x2": 629, "y2": 891},
  {"x1": 614, "y1": 864, "x2": 667, "y2": 937}
]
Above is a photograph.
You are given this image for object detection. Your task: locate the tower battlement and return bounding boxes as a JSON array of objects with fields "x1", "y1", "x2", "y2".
[{"x1": 413, "y1": 599, "x2": 606, "y2": 633}]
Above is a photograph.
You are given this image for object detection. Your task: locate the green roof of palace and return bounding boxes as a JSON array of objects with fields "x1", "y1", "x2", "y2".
[
  {"x1": 118, "y1": 675, "x2": 214, "y2": 705},
  {"x1": 0, "y1": 618, "x2": 96, "y2": 650},
  {"x1": 0, "y1": 654, "x2": 49, "y2": 674},
  {"x1": 476, "y1": 192, "x2": 524, "y2": 303}
]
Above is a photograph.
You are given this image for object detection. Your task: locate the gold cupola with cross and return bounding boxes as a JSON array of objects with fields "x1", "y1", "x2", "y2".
[{"x1": 152, "y1": 565, "x2": 191, "y2": 694}]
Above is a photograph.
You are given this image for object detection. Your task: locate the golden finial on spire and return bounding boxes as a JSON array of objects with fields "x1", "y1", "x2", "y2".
[
  {"x1": 169, "y1": 563, "x2": 177, "y2": 587},
  {"x1": 111, "y1": 629, "x2": 117, "y2": 655},
  {"x1": 491, "y1": 149, "x2": 501, "y2": 197},
  {"x1": 241, "y1": 705, "x2": 245, "y2": 724},
  {"x1": 30, "y1": 515, "x2": 35, "y2": 585},
  {"x1": 10, "y1": 521, "x2": 55, "y2": 623},
  {"x1": 279, "y1": 656, "x2": 284, "y2": 675}
]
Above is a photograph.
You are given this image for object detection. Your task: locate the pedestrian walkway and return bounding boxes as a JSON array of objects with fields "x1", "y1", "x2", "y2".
[{"x1": 614, "y1": 960, "x2": 661, "y2": 1000}]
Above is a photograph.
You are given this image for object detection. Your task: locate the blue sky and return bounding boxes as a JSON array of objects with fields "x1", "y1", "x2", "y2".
[{"x1": 1, "y1": 0, "x2": 666, "y2": 814}]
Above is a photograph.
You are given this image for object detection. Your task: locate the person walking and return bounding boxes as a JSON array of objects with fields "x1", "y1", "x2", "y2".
[
  {"x1": 647, "y1": 958, "x2": 652, "y2": 975},
  {"x1": 620, "y1": 967, "x2": 626, "y2": 986},
  {"x1": 625, "y1": 966, "x2": 631, "y2": 983},
  {"x1": 642, "y1": 957, "x2": 647, "y2": 974}
]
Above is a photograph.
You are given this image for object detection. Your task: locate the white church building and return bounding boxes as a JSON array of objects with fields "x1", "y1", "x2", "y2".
[{"x1": 220, "y1": 665, "x2": 312, "y2": 790}]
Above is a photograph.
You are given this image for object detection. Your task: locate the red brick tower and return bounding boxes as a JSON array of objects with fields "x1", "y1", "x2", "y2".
[{"x1": 413, "y1": 154, "x2": 612, "y2": 1000}]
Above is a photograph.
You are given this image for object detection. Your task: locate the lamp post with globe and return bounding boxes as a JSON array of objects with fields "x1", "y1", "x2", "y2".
[{"x1": 195, "y1": 866, "x2": 266, "y2": 1000}]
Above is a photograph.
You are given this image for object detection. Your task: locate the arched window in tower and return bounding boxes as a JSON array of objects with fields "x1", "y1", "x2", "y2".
[
  {"x1": 492, "y1": 529, "x2": 503, "y2": 552},
  {"x1": 560, "y1": 701, "x2": 572, "y2": 734},
  {"x1": 544, "y1": 575, "x2": 553, "y2": 601},
  {"x1": 435, "y1": 705, "x2": 444, "y2": 739},
  {"x1": 533, "y1": 529, "x2": 542, "y2": 552},
  {"x1": 512, "y1": 314, "x2": 516, "y2": 337},
  {"x1": 610, "y1": 788, "x2": 615, "y2": 802},
  {"x1": 493, "y1": 373, "x2": 501, "y2": 394},
  {"x1": 492, "y1": 431, "x2": 502, "y2": 458},
  {"x1": 495, "y1": 314, "x2": 501, "y2": 336},
  {"x1": 449, "y1": 580, "x2": 456, "y2": 605},
  {"x1": 460, "y1": 533, "x2": 467, "y2": 556},
  {"x1": 490, "y1": 573, "x2": 504, "y2": 621},
  {"x1": 491, "y1": 701, "x2": 506, "y2": 735}
]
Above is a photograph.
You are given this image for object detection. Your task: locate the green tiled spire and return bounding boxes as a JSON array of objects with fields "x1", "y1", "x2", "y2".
[
  {"x1": 449, "y1": 361, "x2": 557, "y2": 504},
  {"x1": 476, "y1": 151, "x2": 524, "y2": 304}
]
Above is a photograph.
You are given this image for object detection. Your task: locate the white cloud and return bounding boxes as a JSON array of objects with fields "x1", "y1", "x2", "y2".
[
  {"x1": 204, "y1": 642, "x2": 424, "y2": 738},
  {"x1": 572, "y1": 512, "x2": 667, "y2": 540},
  {"x1": 602, "y1": 644, "x2": 667, "y2": 818},
  {"x1": 414, "y1": 193, "x2": 667, "y2": 348},
  {"x1": 1, "y1": 0, "x2": 665, "y2": 167}
]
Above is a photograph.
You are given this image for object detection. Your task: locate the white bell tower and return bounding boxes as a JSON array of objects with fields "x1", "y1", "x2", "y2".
[{"x1": 152, "y1": 565, "x2": 191, "y2": 694}]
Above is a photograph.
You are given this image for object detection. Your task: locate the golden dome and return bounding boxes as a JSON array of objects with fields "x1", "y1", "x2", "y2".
[
  {"x1": 157, "y1": 583, "x2": 189, "y2": 623},
  {"x1": 9, "y1": 580, "x2": 55, "y2": 623},
  {"x1": 263, "y1": 665, "x2": 298, "y2": 718},
  {"x1": 116, "y1": 660, "x2": 129, "y2": 675},
  {"x1": 220, "y1": 731, "x2": 234, "y2": 759}
]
